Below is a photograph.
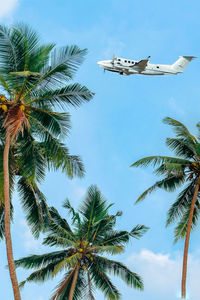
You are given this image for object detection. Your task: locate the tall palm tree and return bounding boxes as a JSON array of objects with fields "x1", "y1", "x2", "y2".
[
  {"x1": 131, "y1": 117, "x2": 200, "y2": 298},
  {"x1": 15, "y1": 185, "x2": 148, "y2": 300},
  {"x1": 0, "y1": 23, "x2": 93, "y2": 299}
]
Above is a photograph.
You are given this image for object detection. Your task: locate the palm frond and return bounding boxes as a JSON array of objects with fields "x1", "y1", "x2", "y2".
[
  {"x1": 166, "y1": 138, "x2": 196, "y2": 159},
  {"x1": 17, "y1": 178, "x2": 49, "y2": 237},
  {"x1": 24, "y1": 46, "x2": 88, "y2": 96},
  {"x1": 43, "y1": 235, "x2": 76, "y2": 248},
  {"x1": 17, "y1": 135, "x2": 46, "y2": 182},
  {"x1": 95, "y1": 256, "x2": 143, "y2": 290},
  {"x1": 90, "y1": 264, "x2": 121, "y2": 300},
  {"x1": 166, "y1": 180, "x2": 196, "y2": 225},
  {"x1": 174, "y1": 201, "x2": 200, "y2": 242},
  {"x1": 163, "y1": 117, "x2": 198, "y2": 143},
  {"x1": 63, "y1": 199, "x2": 81, "y2": 225},
  {"x1": 15, "y1": 250, "x2": 67, "y2": 269},
  {"x1": 49, "y1": 207, "x2": 74, "y2": 234},
  {"x1": 29, "y1": 84, "x2": 94, "y2": 109},
  {"x1": 52, "y1": 270, "x2": 86, "y2": 300},
  {"x1": 18, "y1": 262, "x2": 61, "y2": 285},
  {"x1": 40, "y1": 138, "x2": 85, "y2": 178},
  {"x1": 129, "y1": 225, "x2": 149, "y2": 239},
  {"x1": 136, "y1": 174, "x2": 185, "y2": 203},
  {"x1": 50, "y1": 270, "x2": 74, "y2": 300},
  {"x1": 164, "y1": 162, "x2": 187, "y2": 173},
  {"x1": 0, "y1": 202, "x2": 14, "y2": 239},
  {"x1": 53, "y1": 253, "x2": 80, "y2": 276},
  {"x1": 30, "y1": 108, "x2": 71, "y2": 138},
  {"x1": 93, "y1": 245, "x2": 124, "y2": 255},
  {"x1": 99, "y1": 230, "x2": 130, "y2": 246},
  {"x1": 131, "y1": 156, "x2": 190, "y2": 168}
]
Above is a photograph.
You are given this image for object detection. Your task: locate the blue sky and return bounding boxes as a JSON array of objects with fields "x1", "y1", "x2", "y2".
[{"x1": 0, "y1": 0, "x2": 200, "y2": 299}]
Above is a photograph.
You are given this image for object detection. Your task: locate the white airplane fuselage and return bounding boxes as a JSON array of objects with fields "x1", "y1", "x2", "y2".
[{"x1": 97, "y1": 56, "x2": 195, "y2": 76}]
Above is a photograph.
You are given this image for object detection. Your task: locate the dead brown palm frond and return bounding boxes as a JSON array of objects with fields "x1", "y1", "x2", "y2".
[{"x1": 3, "y1": 105, "x2": 30, "y2": 141}]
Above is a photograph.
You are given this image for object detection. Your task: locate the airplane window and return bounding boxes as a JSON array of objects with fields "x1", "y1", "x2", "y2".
[
  {"x1": 125, "y1": 60, "x2": 127, "y2": 62},
  {"x1": 157, "y1": 66, "x2": 159, "y2": 68},
  {"x1": 128, "y1": 61, "x2": 130, "y2": 63},
  {"x1": 118, "y1": 59, "x2": 121, "y2": 61}
]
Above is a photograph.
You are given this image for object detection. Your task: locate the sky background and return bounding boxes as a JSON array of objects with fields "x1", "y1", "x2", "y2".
[{"x1": 0, "y1": 0, "x2": 200, "y2": 299}]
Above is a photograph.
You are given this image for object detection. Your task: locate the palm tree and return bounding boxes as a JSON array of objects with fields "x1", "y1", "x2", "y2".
[
  {"x1": 15, "y1": 185, "x2": 148, "y2": 300},
  {"x1": 0, "y1": 23, "x2": 93, "y2": 299},
  {"x1": 131, "y1": 117, "x2": 200, "y2": 298}
]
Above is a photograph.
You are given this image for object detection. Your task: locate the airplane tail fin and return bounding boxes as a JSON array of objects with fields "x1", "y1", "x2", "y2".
[{"x1": 171, "y1": 56, "x2": 196, "y2": 72}]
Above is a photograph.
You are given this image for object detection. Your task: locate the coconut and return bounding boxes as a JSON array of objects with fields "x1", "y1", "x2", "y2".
[{"x1": 2, "y1": 105, "x2": 7, "y2": 112}]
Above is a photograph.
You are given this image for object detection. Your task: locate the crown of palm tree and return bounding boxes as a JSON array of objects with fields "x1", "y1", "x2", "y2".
[
  {"x1": 15, "y1": 185, "x2": 148, "y2": 300},
  {"x1": 131, "y1": 117, "x2": 200, "y2": 240},
  {"x1": 0, "y1": 23, "x2": 93, "y2": 141}
]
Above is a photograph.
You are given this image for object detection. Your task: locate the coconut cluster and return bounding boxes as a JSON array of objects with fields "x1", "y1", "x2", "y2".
[{"x1": 0, "y1": 95, "x2": 8, "y2": 112}]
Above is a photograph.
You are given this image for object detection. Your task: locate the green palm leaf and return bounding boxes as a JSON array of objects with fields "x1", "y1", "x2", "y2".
[
  {"x1": 90, "y1": 264, "x2": 121, "y2": 300},
  {"x1": 95, "y1": 256, "x2": 144, "y2": 290},
  {"x1": 163, "y1": 117, "x2": 198, "y2": 143},
  {"x1": 174, "y1": 201, "x2": 200, "y2": 242},
  {"x1": 136, "y1": 174, "x2": 185, "y2": 203},
  {"x1": 166, "y1": 181, "x2": 196, "y2": 225},
  {"x1": 131, "y1": 155, "x2": 191, "y2": 168},
  {"x1": 29, "y1": 84, "x2": 94, "y2": 108},
  {"x1": 15, "y1": 250, "x2": 67, "y2": 269}
]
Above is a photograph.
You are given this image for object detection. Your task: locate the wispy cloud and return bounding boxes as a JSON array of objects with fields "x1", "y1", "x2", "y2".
[{"x1": 0, "y1": 0, "x2": 19, "y2": 20}]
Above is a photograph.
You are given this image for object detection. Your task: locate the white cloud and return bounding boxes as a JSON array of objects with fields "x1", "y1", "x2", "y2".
[
  {"x1": 127, "y1": 249, "x2": 200, "y2": 300},
  {"x1": 0, "y1": 0, "x2": 19, "y2": 19}
]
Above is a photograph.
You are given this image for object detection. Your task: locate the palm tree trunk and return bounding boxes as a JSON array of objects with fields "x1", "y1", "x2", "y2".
[
  {"x1": 68, "y1": 264, "x2": 80, "y2": 300},
  {"x1": 181, "y1": 175, "x2": 200, "y2": 298},
  {"x1": 3, "y1": 134, "x2": 21, "y2": 300}
]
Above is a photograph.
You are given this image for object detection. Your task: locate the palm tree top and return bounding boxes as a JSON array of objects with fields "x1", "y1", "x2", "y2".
[
  {"x1": 0, "y1": 23, "x2": 94, "y2": 140},
  {"x1": 131, "y1": 117, "x2": 200, "y2": 239},
  {"x1": 131, "y1": 117, "x2": 200, "y2": 192},
  {"x1": 15, "y1": 185, "x2": 148, "y2": 299}
]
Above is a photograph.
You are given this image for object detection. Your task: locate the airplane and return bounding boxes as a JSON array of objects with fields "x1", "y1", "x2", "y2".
[{"x1": 97, "y1": 55, "x2": 196, "y2": 76}]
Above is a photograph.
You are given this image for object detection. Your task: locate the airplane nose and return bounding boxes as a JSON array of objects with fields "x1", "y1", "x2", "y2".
[{"x1": 97, "y1": 60, "x2": 108, "y2": 68}]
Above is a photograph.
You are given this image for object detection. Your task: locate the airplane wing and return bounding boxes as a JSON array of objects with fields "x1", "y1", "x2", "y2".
[{"x1": 133, "y1": 56, "x2": 150, "y2": 71}]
